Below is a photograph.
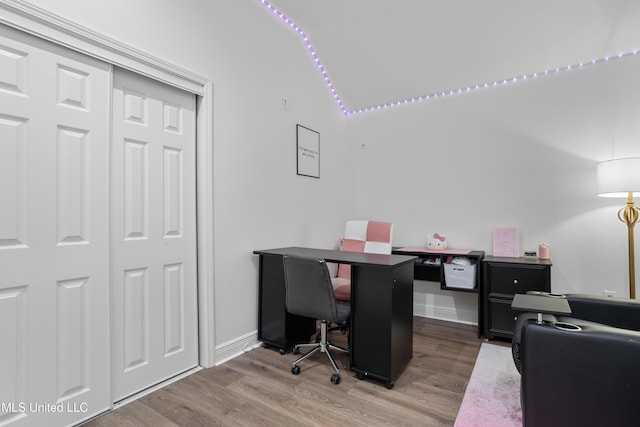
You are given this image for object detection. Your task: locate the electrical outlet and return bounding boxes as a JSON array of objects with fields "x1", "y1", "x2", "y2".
[
  {"x1": 603, "y1": 290, "x2": 616, "y2": 297},
  {"x1": 281, "y1": 97, "x2": 289, "y2": 110}
]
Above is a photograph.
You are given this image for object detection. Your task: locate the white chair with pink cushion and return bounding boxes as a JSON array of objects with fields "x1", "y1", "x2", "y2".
[{"x1": 332, "y1": 220, "x2": 394, "y2": 302}]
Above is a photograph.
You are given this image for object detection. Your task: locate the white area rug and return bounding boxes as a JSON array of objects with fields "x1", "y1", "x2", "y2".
[{"x1": 454, "y1": 343, "x2": 522, "y2": 427}]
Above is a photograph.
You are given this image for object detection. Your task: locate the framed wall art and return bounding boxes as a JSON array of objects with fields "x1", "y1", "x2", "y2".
[{"x1": 296, "y1": 124, "x2": 320, "y2": 178}]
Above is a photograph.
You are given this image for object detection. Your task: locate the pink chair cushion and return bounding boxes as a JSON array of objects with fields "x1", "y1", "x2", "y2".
[
  {"x1": 333, "y1": 283, "x2": 351, "y2": 302},
  {"x1": 336, "y1": 239, "x2": 366, "y2": 280}
]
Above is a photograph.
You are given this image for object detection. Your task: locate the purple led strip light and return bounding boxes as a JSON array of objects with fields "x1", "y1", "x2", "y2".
[
  {"x1": 259, "y1": 1, "x2": 640, "y2": 117},
  {"x1": 349, "y1": 51, "x2": 640, "y2": 116},
  {"x1": 260, "y1": 0, "x2": 347, "y2": 115}
]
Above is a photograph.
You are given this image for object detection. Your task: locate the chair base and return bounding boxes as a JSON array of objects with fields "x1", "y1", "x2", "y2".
[
  {"x1": 317, "y1": 321, "x2": 348, "y2": 342},
  {"x1": 291, "y1": 320, "x2": 349, "y2": 384}
]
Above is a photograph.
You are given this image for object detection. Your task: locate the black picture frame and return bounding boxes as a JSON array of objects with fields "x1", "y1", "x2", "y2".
[{"x1": 296, "y1": 124, "x2": 320, "y2": 178}]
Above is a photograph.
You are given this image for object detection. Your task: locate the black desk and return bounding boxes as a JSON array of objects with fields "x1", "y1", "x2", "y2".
[{"x1": 253, "y1": 247, "x2": 416, "y2": 388}]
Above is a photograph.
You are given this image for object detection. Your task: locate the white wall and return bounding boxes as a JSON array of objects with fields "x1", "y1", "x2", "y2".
[
  {"x1": 16, "y1": 0, "x2": 640, "y2": 355},
  {"x1": 21, "y1": 0, "x2": 354, "y2": 359},
  {"x1": 348, "y1": 53, "x2": 640, "y2": 322}
]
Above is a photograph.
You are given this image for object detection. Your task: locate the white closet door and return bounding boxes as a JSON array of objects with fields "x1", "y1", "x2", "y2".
[
  {"x1": 0, "y1": 25, "x2": 110, "y2": 426},
  {"x1": 111, "y1": 68, "x2": 198, "y2": 402}
]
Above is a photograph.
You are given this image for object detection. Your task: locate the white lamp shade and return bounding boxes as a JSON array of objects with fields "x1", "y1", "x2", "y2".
[{"x1": 596, "y1": 157, "x2": 640, "y2": 198}]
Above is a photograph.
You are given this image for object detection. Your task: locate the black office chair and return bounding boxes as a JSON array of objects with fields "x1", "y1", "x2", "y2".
[{"x1": 282, "y1": 255, "x2": 350, "y2": 384}]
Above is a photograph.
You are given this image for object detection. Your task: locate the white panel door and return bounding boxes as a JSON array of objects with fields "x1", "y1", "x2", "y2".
[
  {"x1": 111, "y1": 68, "x2": 198, "y2": 402},
  {"x1": 0, "y1": 25, "x2": 110, "y2": 426}
]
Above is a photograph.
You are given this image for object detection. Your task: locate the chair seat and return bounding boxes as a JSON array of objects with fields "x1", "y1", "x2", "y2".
[
  {"x1": 335, "y1": 300, "x2": 350, "y2": 323},
  {"x1": 331, "y1": 277, "x2": 351, "y2": 302}
]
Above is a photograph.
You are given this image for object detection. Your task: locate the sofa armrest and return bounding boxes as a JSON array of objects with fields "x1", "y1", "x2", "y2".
[
  {"x1": 566, "y1": 293, "x2": 640, "y2": 331},
  {"x1": 521, "y1": 320, "x2": 640, "y2": 427}
]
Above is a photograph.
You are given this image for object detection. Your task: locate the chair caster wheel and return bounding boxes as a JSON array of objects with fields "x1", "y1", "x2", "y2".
[
  {"x1": 292, "y1": 347, "x2": 300, "y2": 355},
  {"x1": 291, "y1": 365, "x2": 300, "y2": 375},
  {"x1": 384, "y1": 380, "x2": 394, "y2": 390},
  {"x1": 279, "y1": 348, "x2": 286, "y2": 355},
  {"x1": 356, "y1": 372, "x2": 365, "y2": 380},
  {"x1": 331, "y1": 373, "x2": 341, "y2": 384}
]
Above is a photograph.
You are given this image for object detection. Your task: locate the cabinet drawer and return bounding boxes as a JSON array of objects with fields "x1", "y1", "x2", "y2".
[
  {"x1": 487, "y1": 263, "x2": 549, "y2": 295},
  {"x1": 487, "y1": 297, "x2": 517, "y2": 338}
]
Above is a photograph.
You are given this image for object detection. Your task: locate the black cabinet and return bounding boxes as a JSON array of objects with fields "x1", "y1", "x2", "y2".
[
  {"x1": 350, "y1": 261, "x2": 414, "y2": 388},
  {"x1": 257, "y1": 253, "x2": 317, "y2": 353},
  {"x1": 483, "y1": 256, "x2": 552, "y2": 340}
]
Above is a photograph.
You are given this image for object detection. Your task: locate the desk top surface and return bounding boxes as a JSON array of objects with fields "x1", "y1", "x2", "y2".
[
  {"x1": 254, "y1": 247, "x2": 416, "y2": 267},
  {"x1": 393, "y1": 247, "x2": 485, "y2": 257},
  {"x1": 483, "y1": 255, "x2": 552, "y2": 266}
]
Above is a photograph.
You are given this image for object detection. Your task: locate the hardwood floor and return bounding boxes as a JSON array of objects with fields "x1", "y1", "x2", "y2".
[{"x1": 85, "y1": 317, "x2": 483, "y2": 427}]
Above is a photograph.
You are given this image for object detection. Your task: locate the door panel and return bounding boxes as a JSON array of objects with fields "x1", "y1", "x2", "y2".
[
  {"x1": 112, "y1": 68, "x2": 197, "y2": 402},
  {"x1": 0, "y1": 25, "x2": 110, "y2": 427}
]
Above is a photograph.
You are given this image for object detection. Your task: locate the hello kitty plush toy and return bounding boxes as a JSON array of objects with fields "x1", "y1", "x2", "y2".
[{"x1": 426, "y1": 233, "x2": 447, "y2": 250}]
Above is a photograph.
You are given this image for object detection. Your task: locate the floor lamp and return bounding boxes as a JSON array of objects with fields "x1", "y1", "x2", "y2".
[{"x1": 597, "y1": 157, "x2": 640, "y2": 299}]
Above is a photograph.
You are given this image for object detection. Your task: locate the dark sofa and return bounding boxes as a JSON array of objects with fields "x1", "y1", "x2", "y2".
[{"x1": 512, "y1": 293, "x2": 640, "y2": 427}]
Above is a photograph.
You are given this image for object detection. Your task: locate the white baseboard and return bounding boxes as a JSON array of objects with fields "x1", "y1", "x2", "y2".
[
  {"x1": 213, "y1": 309, "x2": 477, "y2": 367},
  {"x1": 413, "y1": 302, "x2": 478, "y2": 325},
  {"x1": 214, "y1": 330, "x2": 262, "y2": 366}
]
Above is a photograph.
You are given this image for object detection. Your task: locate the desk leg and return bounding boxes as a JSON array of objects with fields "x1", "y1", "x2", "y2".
[
  {"x1": 257, "y1": 254, "x2": 315, "y2": 353},
  {"x1": 350, "y1": 263, "x2": 413, "y2": 388}
]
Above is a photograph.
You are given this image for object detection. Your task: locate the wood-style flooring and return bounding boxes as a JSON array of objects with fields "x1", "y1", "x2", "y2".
[{"x1": 85, "y1": 317, "x2": 484, "y2": 427}]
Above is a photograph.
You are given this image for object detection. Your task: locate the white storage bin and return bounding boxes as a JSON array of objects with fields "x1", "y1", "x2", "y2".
[{"x1": 444, "y1": 263, "x2": 476, "y2": 289}]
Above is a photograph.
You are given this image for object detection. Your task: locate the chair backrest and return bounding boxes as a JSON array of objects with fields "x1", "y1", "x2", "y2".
[
  {"x1": 337, "y1": 220, "x2": 393, "y2": 279},
  {"x1": 283, "y1": 255, "x2": 342, "y2": 323}
]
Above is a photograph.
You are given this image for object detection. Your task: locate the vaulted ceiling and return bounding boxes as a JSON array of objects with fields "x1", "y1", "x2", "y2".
[{"x1": 263, "y1": 0, "x2": 640, "y2": 115}]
